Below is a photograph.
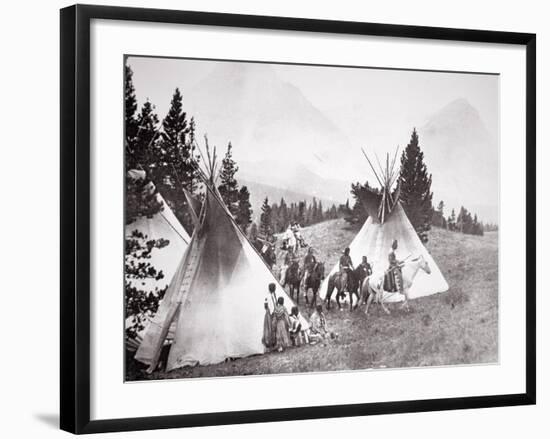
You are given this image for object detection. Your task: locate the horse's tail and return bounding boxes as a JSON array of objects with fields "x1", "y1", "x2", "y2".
[{"x1": 325, "y1": 275, "x2": 335, "y2": 300}]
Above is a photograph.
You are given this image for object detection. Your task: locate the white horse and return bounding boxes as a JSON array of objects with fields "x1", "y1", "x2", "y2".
[{"x1": 361, "y1": 254, "x2": 431, "y2": 317}]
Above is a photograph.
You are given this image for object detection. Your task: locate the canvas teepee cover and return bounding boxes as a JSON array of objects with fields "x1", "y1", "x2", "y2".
[
  {"x1": 135, "y1": 185, "x2": 308, "y2": 370},
  {"x1": 125, "y1": 170, "x2": 191, "y2": 294},
  {"x1": 321, "y1": 203, "x2": 448, "y2": 302},
  {"x1": 320, "y1": 150, "x2": 448, "y2": 302}
]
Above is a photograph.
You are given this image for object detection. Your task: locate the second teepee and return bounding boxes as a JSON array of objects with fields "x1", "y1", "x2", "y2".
[{"x1": 321, "y1": 149, "x2": 448, "y2": 302}]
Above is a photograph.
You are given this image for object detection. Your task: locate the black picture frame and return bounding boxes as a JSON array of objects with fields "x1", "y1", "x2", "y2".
[{"x1": 60, "y1": 4, "x2": 536, "y2": 434}]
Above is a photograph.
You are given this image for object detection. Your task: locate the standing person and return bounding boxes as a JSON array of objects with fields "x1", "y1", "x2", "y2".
[
  {"x1": 339, "y1": 247, "x2": 354, "y2": 293},
  {"x1": 301, "y1": 247, "x2": 317, "y2": 287},
  {"x1": 267, "y1": 282, "x2": 277, "y2": 308},
  {"x1": 262, "y1": 298, "x2": 274, "y2": 350},
  {"x1": 262, "y1": 283, "x2": 278, "y2": 350},
  {"x1": 271, "y1": 296, "x2": 291, "y2": 352},
  {"x1": 388, "y1": 239, "x2": 403, "y2": 293}
]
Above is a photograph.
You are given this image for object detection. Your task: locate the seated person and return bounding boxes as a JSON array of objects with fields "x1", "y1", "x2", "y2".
[
  {"x1": 289, "y1": 306, "x2": 306, "y2": 346},
  {"x1": 308, "y1": 305, "x2": 338, "y2": 344}
]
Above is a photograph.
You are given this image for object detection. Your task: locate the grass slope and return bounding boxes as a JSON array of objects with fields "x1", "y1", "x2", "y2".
[{"x1": 128, "y1": 220, "x2": 498, "y2": 380}]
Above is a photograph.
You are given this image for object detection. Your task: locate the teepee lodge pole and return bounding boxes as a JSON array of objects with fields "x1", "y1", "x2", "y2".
[
  {"x1": 361, "y1": 148, "x2": 384, "y2": 189},
  {"x1": 361, "y1": 148, "x2": 404, "y2": 223}
]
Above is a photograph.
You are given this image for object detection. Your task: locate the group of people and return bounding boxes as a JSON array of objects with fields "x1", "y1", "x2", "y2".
[
  {"x1": 338, "y1": 239, "x2": 405, "y2": 295},
  {"x1": 279, "y1": 245, "x2": 317, "y2": 286},
  {"x1": 281, "y1": 222, "x2": 307, "y2": 252},
  {"x1": 262, "y1": 239, "x2": 406, "y2": 355},
  {"x1": 262, "y1": 283, "x2": 336, "y2": 353}
]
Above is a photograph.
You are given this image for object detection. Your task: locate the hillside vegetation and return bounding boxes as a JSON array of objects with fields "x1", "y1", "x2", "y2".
[{"x1": 128, "y1": 220, "x2": 498, "y2": 380}]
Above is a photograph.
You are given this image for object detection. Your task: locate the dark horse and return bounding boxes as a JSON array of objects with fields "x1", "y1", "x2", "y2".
[
  {"x1": 262, "y1": 244, "x2": 277, "y2": 270},
  {"x1": 284, "y1": 260, "x2": 302, "y2": 304},
  {"x1": 325, "y1": 266, "x2": 368, "y2": 311},
  {"x1": 304, "y1": 262, "x2": 325, "y2": 308}
]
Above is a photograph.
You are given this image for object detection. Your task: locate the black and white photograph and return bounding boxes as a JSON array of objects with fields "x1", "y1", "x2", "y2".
[
  {"x1": 0, "y1": 0, "x2": 542, "y2": 435},
  {"x1": 124, "y1": 56, "x2": 499, "y2": 381}
]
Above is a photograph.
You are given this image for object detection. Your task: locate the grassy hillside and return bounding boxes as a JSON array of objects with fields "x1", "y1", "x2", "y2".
[
  {"x1": 128, "y1": 221, "x2": 498, "y2": 380},
  {"x1": 270, "y1": 218, "x2": 357, "y2": 281}
]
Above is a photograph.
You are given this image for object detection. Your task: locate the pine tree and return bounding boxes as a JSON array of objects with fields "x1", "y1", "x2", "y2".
[
  {"x1": 433, "y1": 200, "x2": 447, "y2": 228},
  {"x1": 259, "y1": 197, "x2": 273, "y2": 239},
  {"x1": 159, "y1": 89, "x2": 201, "y2": 192},
  {"x1": 279, "y1": 198, "x2": 289, "y2": 229},
  {"x1": 125, "y1": 173, "x2": 168, "y2": 339},
  {"x1": 218, "y1": 142, "x2": 240, "y2": 216},
  {"x1": 311, "y1": 198, "x2": 318, "y2": 224},
  {"x1": 161, "y1": 88, "x2": 188, "y2": 147},
  {"x1": 306, "y1": 204, "x2": 313, "y2": 226},
  {"x1": 129, "y1": 99, "x2": 159, "y2": 170},
  {"x1": 448, "y1": 208, "x2": 456, "y2": 231},
  {"x1": 347, "y1": 180, "x2": 378, "y2": 224},
  {"x1": 249, "y1": 222, "x2": 259, "y2": 241},
  {"x1": 398, "y1": 128, "x2": 433, "y2": 243},
  {"x1": 235, "y1": 186, "x2": 252, "y2": 232},
  {"x1": 472, "y1": 214, "x2": 484, "y2": 236},
  {"x1": 457, "y1": 206, "x2": 473, "y2": 234},
  {"x1": 125, "y1": 64, "x2": 139, "y2": 162},
  {"x1": 149, "y1": 89, "x2": 200, "y2": 232},
  {"x1": 298, "y1": 201, "x2": 306, "y2": 225},
  {"x1": 271, "y1": 202, "x2": 281, "y2": 232},
  {"x1": 126, "y1": 174, "x2": 163, "y2": 225},
  {"x1": 188, "y1": 116, "x2": 196, "y2": 145}
]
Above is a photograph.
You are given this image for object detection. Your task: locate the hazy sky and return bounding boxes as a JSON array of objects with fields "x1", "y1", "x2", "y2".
[
  {"x1": 127, "y1": 56, "x2": 499, "y2": 155},
  {"x1": 127, "y1": 56, "x2": 499, "y2": 222}
]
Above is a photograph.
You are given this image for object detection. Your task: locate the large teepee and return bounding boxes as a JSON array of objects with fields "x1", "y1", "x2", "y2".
[
  {"x1": 135, "y1": 148, "x2": 307, "y2": 371},
  {"x1": 321, "y1": 149, "x2": 448, "y2": 302}
]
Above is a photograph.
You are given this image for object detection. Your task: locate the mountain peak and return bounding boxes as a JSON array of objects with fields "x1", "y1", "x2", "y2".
[
  {"x1": 422, "y1": 98, "x2": 490, "y2": 143},
  {"x1": 185, "y1": 62, "x2": 359, "y2": 181},
  {"x1": 418, "y1": 99, "x2": 498, "y2": 223}
]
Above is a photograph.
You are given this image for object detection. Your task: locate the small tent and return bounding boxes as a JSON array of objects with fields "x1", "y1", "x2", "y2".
[
  {"x1": 125, "y1": 170, "x2": 192, "y2": 351},
  {"x1": 135, "y1": 154, "x2": 307, "y2": 371},
  {"x1": 321, "y1": 150, "x2": 448, "y2": 302},
  {"x1": 125, "y1": 169, "x2": 191, "y2": 294}
]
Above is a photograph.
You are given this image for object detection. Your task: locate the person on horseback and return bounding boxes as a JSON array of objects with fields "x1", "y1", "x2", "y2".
[
  {"x1": 279, "y1": 248, "x2": 296, "y2": 285},
  {"x1": 339, "y1": 247, "x2": 354, "y2": 293},
  {"x1": 387, "y1": 239, "x2": 404, "y2": 294},
  {"x1": 301, "y1": 247, "x2": 317, "y2": 287},
  {"x1": 291, "y1": 221, "x2": 306, "y2": 248},
  {"x1": 359, "y1": 255, "x2": 373, "y2": 278}
]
